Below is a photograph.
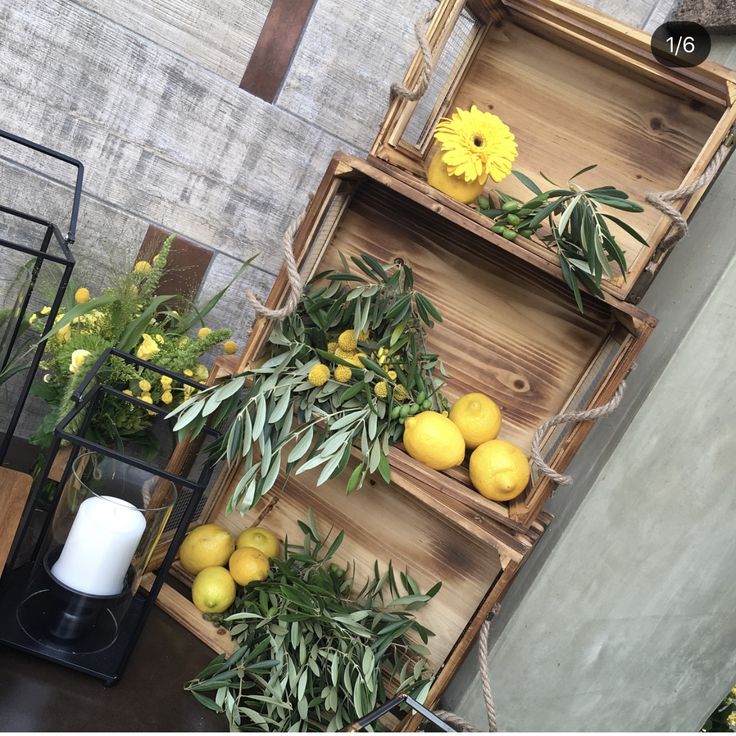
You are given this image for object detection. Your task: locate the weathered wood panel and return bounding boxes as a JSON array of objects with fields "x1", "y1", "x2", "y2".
[
  {"x1": 0, "y1": 0, "x2": 354, "y2": 275},
  {"x1": 75, "y1": 0, "x2": 272, "y2": 83},
  {"x1": 276, "y1": 0, "x2": 439, "y2": 149}
]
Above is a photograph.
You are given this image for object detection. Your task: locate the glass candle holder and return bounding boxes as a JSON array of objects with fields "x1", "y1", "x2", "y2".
[{"x1": 18, "y1": 451, "x2": 176, "y2": 652}]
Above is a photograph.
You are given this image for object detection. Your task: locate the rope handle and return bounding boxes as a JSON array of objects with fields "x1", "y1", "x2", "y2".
[
  {"x1": 390, "y1": 10, "x2": 436, "y2": 102},
  {"x1": 246, "y1": 210, "x2": 306, "y2": 320},
  {"x1": 530, "y1": 381, "x2": 626, "y2": 486},
  {"x1": 646, "y1": 141, "x2": 731, "y2": 254}
]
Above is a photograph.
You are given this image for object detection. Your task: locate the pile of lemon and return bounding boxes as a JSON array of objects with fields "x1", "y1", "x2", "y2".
[
  {"x1": 179, "y1": 524, "x2": 280, "y2": 613},
  {"x1": 403, "y1": 392, "x2": 530, "y2": 502}
]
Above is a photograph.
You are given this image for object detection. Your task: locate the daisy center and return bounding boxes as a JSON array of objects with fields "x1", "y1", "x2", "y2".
[{"x1": 473, "y1": 135, "x2": 485, "y2": 147}]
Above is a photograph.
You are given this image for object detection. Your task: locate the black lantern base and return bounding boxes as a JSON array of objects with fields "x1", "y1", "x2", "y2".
[{"x1": 0, "y1": 562, "x2": 146, "y2": 686}]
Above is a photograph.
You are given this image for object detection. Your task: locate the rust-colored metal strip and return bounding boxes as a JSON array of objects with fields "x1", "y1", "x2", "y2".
[
  {"x1": 240, "y1": 0, "x2": 317, "y2": 103},
  {"x1": 136, "y1": 224, "x2": 213, "y2": 309}
]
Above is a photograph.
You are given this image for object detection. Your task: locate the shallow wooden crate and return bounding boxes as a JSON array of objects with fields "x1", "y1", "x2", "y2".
[
  {"x1": 372, "y1": 0, "x2": 736, "y2": 303},
  {"x1": 154, "y1": 152, "x2": 654, "y2": 728}
]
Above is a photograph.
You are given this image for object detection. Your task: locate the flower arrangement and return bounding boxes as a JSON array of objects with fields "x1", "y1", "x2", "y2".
[
  {"x1": 29, "y1": 235, "x2": 250, "y2": 448},
  {"x1": 426, "y1": 104, "x2": 518, "y2": 205},
  {"x1": 170, "y1": 254, "x2": 448, "y2": 513},
  {"x1": 434, "y1": 104, "x2": 518, "y2": 184}
]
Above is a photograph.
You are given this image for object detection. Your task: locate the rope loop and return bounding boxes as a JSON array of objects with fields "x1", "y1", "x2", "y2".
[
  {"x1": 246, "y1": 210, "x2": 305, "y2": 320},
  {"x1": 646, "y1": 143, "x2": 729, "y2": 252},
  {"x1": 530, "y1": 381, "x2": 626, "y2": 486},
  {"x1": 390, "y1": 10, "x2": 435, "y2": 102}
]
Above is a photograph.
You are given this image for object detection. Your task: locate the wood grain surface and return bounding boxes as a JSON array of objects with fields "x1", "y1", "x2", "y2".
[{"x1": 0, "y1": 467, "x2": 33, "y2": 571}]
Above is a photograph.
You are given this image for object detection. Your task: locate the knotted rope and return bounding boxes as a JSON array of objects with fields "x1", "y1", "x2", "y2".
[
  {"x1": 390, "y1": 10, "x2": 435, "y2": 102},
  {"x1": 246, "y1": 211, "x2": 305, "y2": 320},
  {"x1": 434, "y1": 611, "x2": 498, "y2": 732},
  {"x1": 530, "y1": 381, "x2": 626, "y2": 486},
  {"x1": 646, "y1": 143, "x2": 730, "y2": 252}
]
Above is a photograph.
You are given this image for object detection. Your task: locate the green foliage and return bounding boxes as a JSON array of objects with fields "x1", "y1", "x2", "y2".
[
  {"x1": 28, "y1": 235, "x2": 249, "y2": 448},
  {"x1": 702, "y1": 685, "x2": 736, "y2": 732},
  {"x1": 477, "y1": 166, "x2": 647, "y2": 312},
  {"x1": 169, "y1": 254, "x2": 448, "y2": 513},
  {"x1": 185, "y1": 514, "x2": 439, "y2": 732}
]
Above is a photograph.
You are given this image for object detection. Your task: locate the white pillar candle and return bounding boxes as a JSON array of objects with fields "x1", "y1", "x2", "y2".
[{"x1": 51, "y1": 495, "x2": 146, "y2": 597}]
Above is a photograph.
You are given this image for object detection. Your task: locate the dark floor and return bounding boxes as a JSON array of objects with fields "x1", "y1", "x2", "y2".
[
  {"x1": 0, "y1": 435, "x2": 225, "y2": 732},
  {"x1": 0, "y1": 606, "x2": 226, "y2": 732}
]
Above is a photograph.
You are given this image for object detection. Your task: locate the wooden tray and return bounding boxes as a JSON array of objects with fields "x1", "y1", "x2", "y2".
[
  {"x1": 372, "y1": 0, "x2": 736, "y2": 303},
  {"x1": 154, "y1": 153, "x2": 654, "y2": 728}
]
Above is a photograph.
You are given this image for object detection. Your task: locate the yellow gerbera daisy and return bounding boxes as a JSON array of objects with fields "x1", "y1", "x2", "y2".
[{"x1": 434, "y1": 105, "x2": 517, "y2": 184}]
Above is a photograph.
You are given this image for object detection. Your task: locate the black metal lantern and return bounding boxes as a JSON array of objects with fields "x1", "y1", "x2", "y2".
[
  {"x1": 0, "y1": 348, "x2": 220, "y2": 684},
  {"x1": 0, "y1": 129, "x2": 82, "y2": 465}
]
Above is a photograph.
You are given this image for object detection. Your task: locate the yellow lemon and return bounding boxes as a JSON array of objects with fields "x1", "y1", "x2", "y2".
[
  {"x1": 450, "y1": 393, "x2": 502, "y2": 449},
  {"x1": 426, "y1": 151, "x2": 484, "y2": 204},
  {"x1": 236, "y1": 527, "x2": 281, "y2": 559},
  {"x1": 191, "y1": 566, "x2": 236, "y2": 613},
  {"x1": 469, "y1": 439, "x2": 530, "y2": 502},
  {"x1": 403, "y1": 411, "x2": 465, "y2": 470},
  {"x1": 228, "y1": 547, "x2": 270, "y2": 586},
  {"x1": 179, "y1": 523, "x2": 235, "y2": 575}
]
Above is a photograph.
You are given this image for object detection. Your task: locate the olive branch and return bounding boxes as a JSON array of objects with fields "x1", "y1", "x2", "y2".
[{"x1": 169, "y1": 254, "x2": 448, "y2": 514}]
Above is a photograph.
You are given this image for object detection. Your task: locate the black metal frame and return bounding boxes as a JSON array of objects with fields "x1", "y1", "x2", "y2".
[
  {"x1": 0, "y1": 348, "x2": 221, "y2": 684},
  {"x1": 344, "y1": 693, "x2": 456, "y2": 732},
  {"x1": 0, "y1": 129, "x2": 83, "y2": 464}
]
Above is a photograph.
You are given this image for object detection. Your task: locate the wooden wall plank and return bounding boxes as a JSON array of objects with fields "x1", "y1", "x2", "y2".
[
  {"x1": 276, "y1": 0, "x2": 439, "y2": 149},
  {"x1": 0, "y1": 0, "x2": 354, "y2": 276},
  {"x1": 240, "y1": 0, "x2": 318, "y2": 103},
  {"x1": 74, "y1": 0, "x2": 272, "y2": 83}
]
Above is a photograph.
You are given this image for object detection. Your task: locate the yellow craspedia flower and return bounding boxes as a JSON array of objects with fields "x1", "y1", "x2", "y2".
[
  {"x1": 195, "y1": 364, "x2": 209, "y2": 381},
  {"x1": 155, "y1": 334, "x2": 165, "y2": 345},
  {"x1": 134, "y1": 260, "x2": 152, "y2": 274},
  {"x1": 387, "y1": 370, "x2": 397, "y2": 380},
  {"x1": 335, "y1": 347, "x2": 355, "y2": 359},
  {"x1": 138, "y1": 379, "x2": 152, "y2": 392},
  {"x1": 374, "y1": 381, "x2": 388, "y2": 398},
  {"x1": 68, "y1": 349, "x2": 92, "y2": 374},
  {"x1": 394, "y1": 384, "x2": 409, "y2": 402},
  {"x1": 726, "y1": 712, "x2": 736, "y2": 730},
  {"x1": 28, "y1": 313, "x2": 38, "y2": 325},
  {"x1": 434, "y1": 105, "x2": 517, "y2": 184},
  {"x1": 338, "y1": 329, "x2": 358, "y2": 352},
  {"x1": 308, "y1": 363, "x2": 330, "y2": 387},
  {"x1": 123, "y1": 389, "x2": 133, "y2": 397},
  {"x1": 334, "y1": 365, "x2": 352, "y2": 383},
  {"x1": 140, "y1": 393, "x2": 153, "y2": 404},
  {"x1": 223, "y1": 340, "x2": 237, "y2": 355},
  {"x1": 40, "y1": 306, "x2": 51, "y2": 316},
  {"x1": 56, "y1": 324, "x2": 71, "y2": 344},
  {"x1": 327, "y1": 341, "x2": 338, "y2": 353},
  {"x1": 161, "y1": 390, "x2": 173, "y2": 405},
  {"x1": 197, "y1": 326, "x2": 211, "y2": 339},
  {"x1": 136, "y1": 333, "x2": 159, "y2": 361},
  {"x1": 74, "y1": 287, "x2": 90, "y2": 304},
  {"x1": 183, "y1": 369, "x2": 194, "y2": 377},
  {"x1": 345, "y1": 352, "x2": 367, "y2": 368},
  {"x1": 160, "y1": 375, "x2": 173, "y2": 388}
]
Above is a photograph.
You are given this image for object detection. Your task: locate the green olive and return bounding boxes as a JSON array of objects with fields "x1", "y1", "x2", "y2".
[
  {"x1": 391, "y1": 405, "x2": 401, "y2": 419},
  {"x1": 422, "y1": 399, "x2": 432, "y2": 410},
  {"x1": 477, "y1": 195, "x2": 491, "y2": 210},
  {"x1": 400, "y1": 405, "x2": 411, "y2": 418},
  {"x1": 491, "y1": 224, "x2": 506, "y2": 234},
  {"x1": 398, "y1": 416, "x2": 405, "y2": 425},
  {"x1": 506, "y1": 213, "x2": 521, "y2": 225},
  {"x1": 502, "y1": 228, "x2": 518, "y2": 240},
  {"x1": 416, "y1": 391, "x2": 426, "y2": 405},
  {"x1": 501, "y1": 200, "x2": 521, "y2": 212},
  {"x1": 408, "y1": 404, "x2": 419, "y2": 415}
]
